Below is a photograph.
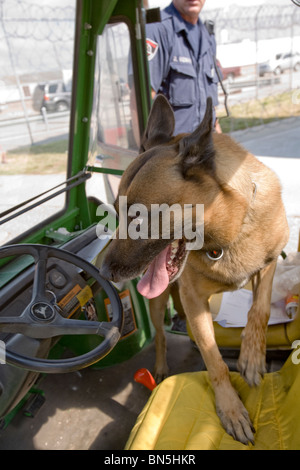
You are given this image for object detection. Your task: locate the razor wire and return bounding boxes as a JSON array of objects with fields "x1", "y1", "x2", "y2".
[
  {"x1": 202, "y1": 4, "x2": 300, "y2": 41},
  {"x1": 0, "y1": 0, "x2": 74, "y2": 41},
  {"x1": 0, "y1": 0, "x2": 75, "y2": 77}
]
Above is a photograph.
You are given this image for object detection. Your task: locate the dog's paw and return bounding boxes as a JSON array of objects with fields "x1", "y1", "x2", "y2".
[
  {"x1": 153, "y1": 365, "x2": 169, "y2": 384},
  {"x1": 216, "y1": 390, "x2": 255, "y2": 446},
  {"x1": 238, "y1": 336, "x2": 266, "y2": 387}
]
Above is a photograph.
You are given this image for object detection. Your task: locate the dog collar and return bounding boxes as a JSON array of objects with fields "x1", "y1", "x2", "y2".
[{"x1": 206, "y1": 248, "x2": 224, "y2": 261}]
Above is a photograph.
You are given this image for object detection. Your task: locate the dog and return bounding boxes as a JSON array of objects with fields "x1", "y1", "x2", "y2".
[{"x1": 100, "y1": 94, "x2": 289, "y2": 445}]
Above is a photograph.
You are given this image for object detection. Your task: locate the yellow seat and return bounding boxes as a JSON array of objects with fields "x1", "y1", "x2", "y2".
[{"x1": 125, "y1": 352, "x2": 300, "y2": 450}]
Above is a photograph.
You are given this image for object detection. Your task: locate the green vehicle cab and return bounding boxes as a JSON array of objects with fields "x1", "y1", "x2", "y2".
[{"x1": 0, "y1": 0, "x2": 300, "y2": 451}]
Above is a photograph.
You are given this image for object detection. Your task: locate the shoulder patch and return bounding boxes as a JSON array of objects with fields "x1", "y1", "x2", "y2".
[{"x1": 146, "y1": 38, "x2": 159, "y2": 61}]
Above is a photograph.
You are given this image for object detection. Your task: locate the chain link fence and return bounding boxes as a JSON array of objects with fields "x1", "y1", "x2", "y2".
[{"x1": 201, "y1": 3, "x2": 300, "y2": 133}]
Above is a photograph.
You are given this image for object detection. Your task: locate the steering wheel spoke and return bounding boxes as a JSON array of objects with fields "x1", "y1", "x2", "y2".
[
  {"x1": 0, "y1": 244, "x2": 124, "y2": 373},
  {"x1": 31, "y1": 248, "x2": 49, "y2": 302},
  {"x1": 0, "y1": 313, "x2": 118, "y2": 339},
  {"x1": 59, "y1": 317, "x2": 119, "y2": 338}
]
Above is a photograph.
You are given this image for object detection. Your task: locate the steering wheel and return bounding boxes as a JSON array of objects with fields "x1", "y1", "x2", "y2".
[{"x1": 0, "y1": 244, "x2": 124, "y2": 373}]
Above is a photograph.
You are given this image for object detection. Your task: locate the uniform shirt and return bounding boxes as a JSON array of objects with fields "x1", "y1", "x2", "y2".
[{"x1": 146, "y1": 2, "x2": 219, "y2": 134}]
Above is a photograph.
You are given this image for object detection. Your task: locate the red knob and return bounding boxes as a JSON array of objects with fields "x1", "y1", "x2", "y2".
[{"x1": 134, "y1": 368, "x2": 157, "y2": 391}]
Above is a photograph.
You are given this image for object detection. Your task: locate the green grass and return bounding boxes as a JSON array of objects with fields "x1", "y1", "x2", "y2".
[
  {"x1": 219, "y1": 90, "x2": 300, "y2": 133},
  {"x1": 1, "y1": 139, "x2": 68, "y2": 175}
]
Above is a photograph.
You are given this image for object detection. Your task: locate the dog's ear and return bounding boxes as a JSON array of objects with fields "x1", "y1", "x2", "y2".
[
  {"x1": 179, "y1": 97, "x2": 215, "y2": 177},
  {"x1": 139, "y1": 94, "x2": 175, "y2": 152}
]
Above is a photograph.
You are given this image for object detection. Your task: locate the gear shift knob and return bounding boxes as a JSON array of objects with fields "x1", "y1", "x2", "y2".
[{"x1": 134, "y1": 368, "x2": 157, "y2": 391}]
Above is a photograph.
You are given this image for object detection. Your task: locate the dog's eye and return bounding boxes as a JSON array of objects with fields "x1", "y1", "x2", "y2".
[{"x1": 206, "y1": 248, "x2": 223, "y2": 261}]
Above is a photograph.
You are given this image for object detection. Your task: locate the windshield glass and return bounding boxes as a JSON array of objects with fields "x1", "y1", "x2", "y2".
[
  {"x1": 0, "y1": 0, "x2": 75, "y2": 245},
  {"x1": 87, "y1": 21, "x2": 140, "y2": 206}
]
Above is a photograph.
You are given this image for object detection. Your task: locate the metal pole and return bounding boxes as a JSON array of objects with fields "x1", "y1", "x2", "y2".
[
  {"x1": 0, "y1": 1, "x2": 34, "y2": 145},
  {"x1": 254, "y1": 6, "x2": 264, "y2": 101}
]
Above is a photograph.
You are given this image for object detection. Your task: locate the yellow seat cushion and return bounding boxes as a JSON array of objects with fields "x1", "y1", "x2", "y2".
[{"x1": 125, "y1": 354, "x2": 300, "y2": 450}]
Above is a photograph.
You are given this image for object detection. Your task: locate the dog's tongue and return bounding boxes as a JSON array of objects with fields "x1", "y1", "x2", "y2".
[{"x1": 137, "y1": 246, "x2": 169, "y2": 299}]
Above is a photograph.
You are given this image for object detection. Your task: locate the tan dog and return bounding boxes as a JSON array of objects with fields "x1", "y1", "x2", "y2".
[{"x1": 100, "y1": 95, "x2": 289, "y2": 445}]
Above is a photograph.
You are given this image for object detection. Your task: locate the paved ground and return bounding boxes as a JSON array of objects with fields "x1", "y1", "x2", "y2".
[
  {"x1": 231, "y1": 117, "x2": 300, "y2": 159},
  {"x1": 231, "y1": 117, "x2": 300, "y2": 253}
]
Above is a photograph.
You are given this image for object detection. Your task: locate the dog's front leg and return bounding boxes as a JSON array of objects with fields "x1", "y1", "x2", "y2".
[
  {"x1": 149, "y1": 287, "x2": 170, "y2": 382},
  {"x1": 238, "y1": 260, "x2": 277, "y2": 386},
  {"x1": 180, "y1": 280, "x2": 255, "y2": 445}
]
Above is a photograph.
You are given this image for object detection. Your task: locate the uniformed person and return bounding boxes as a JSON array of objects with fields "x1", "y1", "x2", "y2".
[{"x1": 146, "y1": 0, "x2": 221, "y2": 134}]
